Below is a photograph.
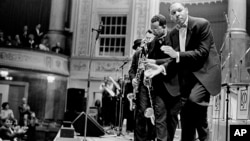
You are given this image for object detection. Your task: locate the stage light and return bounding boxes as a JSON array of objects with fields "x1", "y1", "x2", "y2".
[
  {"x1": 47, "y1": 75, "x2": 55, "y2": 83},
  {"x1": 0, "y1": 70, "x2": 9, "y2": 77}
]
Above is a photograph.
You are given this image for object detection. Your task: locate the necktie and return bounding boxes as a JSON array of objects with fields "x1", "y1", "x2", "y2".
[{"x1": 176, "y1": 24, "x2": 187, "y2": 30}]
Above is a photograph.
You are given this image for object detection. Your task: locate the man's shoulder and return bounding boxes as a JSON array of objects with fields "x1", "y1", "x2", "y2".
[{"x1": 189, "y1": 16, "x2": 209, "y2": 26}]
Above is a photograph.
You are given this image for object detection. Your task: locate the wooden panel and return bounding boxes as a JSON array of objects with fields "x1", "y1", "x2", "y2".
[{"x1": 8, "y1": 85, "x2": 25, "y2": 120}]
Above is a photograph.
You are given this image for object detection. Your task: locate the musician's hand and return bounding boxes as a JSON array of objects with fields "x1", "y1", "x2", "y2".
[
  {"x1": 132, "y1": 78, "x2": 138, "y2": 88},
  {"x1": 161, "y1": 45, "x2": 178, "y2": 59},
  {"x1": 144, "y1": 63, "x2": 164, "y2": 78}
]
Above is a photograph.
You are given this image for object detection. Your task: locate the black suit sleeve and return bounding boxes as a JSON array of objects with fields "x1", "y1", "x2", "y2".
[{"x1": 128, "y1": 51, "x2": 140, "y2": 81}]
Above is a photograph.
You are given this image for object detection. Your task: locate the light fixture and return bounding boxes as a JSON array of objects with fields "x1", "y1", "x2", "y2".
[
  {"x1": 47, "y1": 75, "x2": 55, "y2": 83},
  {"x1": 0, "y1": 70, "x2": 9, "y2": 77},
  {"x1": 5, "y1": 76, "x2": 13, "y2": 81}
]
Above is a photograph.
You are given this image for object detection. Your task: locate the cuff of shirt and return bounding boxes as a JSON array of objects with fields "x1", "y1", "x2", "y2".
[
  {"x1": 176, "y1": 52, "x2": 180, "y2": 63},
  {"x1": 160, "y1": 65, "x2": 167, "y2": 75}
]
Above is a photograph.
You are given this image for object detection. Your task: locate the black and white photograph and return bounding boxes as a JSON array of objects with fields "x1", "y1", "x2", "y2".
[{"x1": 0, "y1": 0, "x2": 250, "y2": 141}]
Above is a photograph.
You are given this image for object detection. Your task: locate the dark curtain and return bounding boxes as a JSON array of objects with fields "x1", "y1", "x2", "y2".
[{"x1": 0, "y1": 0, "x2": 51, "y2": 36}]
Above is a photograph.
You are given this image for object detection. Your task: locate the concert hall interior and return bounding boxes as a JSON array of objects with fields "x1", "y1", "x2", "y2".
[{"x1": 0, "y1": 0, "x2": 250, "y2": 141}]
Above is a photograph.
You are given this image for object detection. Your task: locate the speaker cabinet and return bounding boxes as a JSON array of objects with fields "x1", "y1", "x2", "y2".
[
  {"x1": 67, "y1": 88, "x2": 86, "y2": 112},
  {"x1": 60, "y1": 127, "x2": 75, "y2": 138},
  {"x1": 72, "y1": 112, "x2": 105, "y2": 137}
]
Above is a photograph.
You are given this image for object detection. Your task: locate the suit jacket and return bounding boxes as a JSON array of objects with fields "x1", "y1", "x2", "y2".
[
  {"x1": 165, "y1": 16, "x2": 221, "y2": 96},
  {"x1": 147, "y1": 35, "x2": 180, "y2": 97}
]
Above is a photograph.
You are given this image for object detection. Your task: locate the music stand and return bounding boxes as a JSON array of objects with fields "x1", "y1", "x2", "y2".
[{"x1": 221, "y1": 82, "x2": 249, "y2": 141}]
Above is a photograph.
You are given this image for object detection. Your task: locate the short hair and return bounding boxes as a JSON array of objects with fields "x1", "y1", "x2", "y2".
[
  {"x1": 2, "y1": 102, "x2": 9, "y2": 109},
  {"x1": 151, "y1": 14, "x2": 167, "y2": 27},
  {"x1": 146, "y1": 29, "x2": 153, "y2": 34},
  {"x1": 169, "y1": 2, "x2": 186, "y2": 12}
]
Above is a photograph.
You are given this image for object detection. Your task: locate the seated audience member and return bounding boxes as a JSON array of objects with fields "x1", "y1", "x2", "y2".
[
  {"x1": 24, "y1": 112, "x2": 38, "y2": 141},
  {"x1": 1, "y1": 102, "x2": 15, "y2": 121},
  {"x1": 0, "y1": 118, "x2": 26, "y2": 141},
  {"x1": 18, "y1": 97, "x2": 31, "y2": 126},
  {"x1": 51, "y1": 42, "x2": 64, "y2": 54},
  {"x1": 5, "y1": 35, "x2": 13, "y2": 47},
  {"x1": 27, "y1": 34, "x2": 37, "y2": 49},
  {"x1": 38, "y1": 38, "x2": 50, "y2": 51},
  {"x1": 0, "y1": 30, "x2": 5, "y2": 46},
  {"x1": 12, "y1": 34, "x2": 22, "y2": 47}
]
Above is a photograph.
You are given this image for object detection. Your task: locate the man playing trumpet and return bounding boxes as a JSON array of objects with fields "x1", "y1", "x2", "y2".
[{"x1": 99, "y1": 76, "x2": 117, "y2": 128}]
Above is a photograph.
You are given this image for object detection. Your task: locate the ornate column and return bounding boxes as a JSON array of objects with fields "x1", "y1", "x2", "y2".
[
  {"x1": 47, "y1": 0, "x2": 67, "y2": 51},
  {"x1": 223, "y1": 0, "x2": 248, "y2": 83}
]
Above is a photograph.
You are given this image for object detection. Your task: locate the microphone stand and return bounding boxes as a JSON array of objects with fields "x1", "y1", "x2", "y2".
[
  {"x1": 220, "y1": 13, "x2": 230, "y2": 64},
  {"x1": 116, "y1": 59, "x2": 129, "y2": 136},
  {"x1": 223, "y1": 9, "x2": 239, "y2": 141},
  {"x1": 83, "y1": 25, "x2": 102, "y2": 141}
]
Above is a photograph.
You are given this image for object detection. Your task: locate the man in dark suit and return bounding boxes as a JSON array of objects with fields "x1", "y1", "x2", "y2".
[
  {"x1": 146, "y1": 3, "x2": 221, "y2": 141},
  {"x1": 129, "y1": 30, "x2": 156, "y2": 141},
  {"x1": 147, "y1": 14, "x2": 183, "y2": 141}
]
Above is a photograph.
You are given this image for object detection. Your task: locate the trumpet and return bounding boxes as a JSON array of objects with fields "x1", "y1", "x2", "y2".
[{"x1": 108, "y1": 76, "x2": 121, "y2": 90}]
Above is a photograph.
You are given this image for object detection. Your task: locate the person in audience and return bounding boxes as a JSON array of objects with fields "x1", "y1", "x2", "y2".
[
  {"x1": 18, "y1": 97, "x2": 31, "y2": 126},
  {"x1": 38, "y1": 38, "x2": 50, "y2": 51},
  {"x1": 33, "y1": 24, "x2": 44, "y2": 45},
  {"x1": 0, "y1": 118, "x2": 26, "y2": 141},
  {"x1": 5, "y1": 35, "x2": 13, "y2": 47},
  {"x1": 0, "y1": 102, "x2": 15, "y2": 121},
  {"x1": 27, "y1": 34, "x2": 37, "y2": 49},
  {"x1": 12, "y1": 34, "x2": 22, "y2": 47},
  {"x1": 0, "y1": 30, "x2": 5, "y2": 46},
  {"x1": 24, "y1": 111, "x2": 38, "y2": 141},
  {"x1": 52, "y1": 42, "x2": 64, "y2": 54},
  {"x1": 20, "y1": 25, "x2": 30, "y2": 47}
]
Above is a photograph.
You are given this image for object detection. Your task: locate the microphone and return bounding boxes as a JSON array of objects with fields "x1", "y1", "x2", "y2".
[
  {"x1": 224, "y1": 12, "x2": 229, "y2": 27},
  {"x1": 118, "y1": 57, "x2": 130, "y2": 69},
  {"x1": 92, "y1": 22, "x2": 103, "y2": 40},
  {"x1": 119, "y1": 61, "x2": 129, "y2": 69},
  {"x1": 221, "y1": 52, "x2": 231, "y2": 70},
  {"x1": 240, "y1": 47, "x2": 250, "y2": 64},
  {"x1": 219, "y1": 12, "x2": 230, "y2": 54}
]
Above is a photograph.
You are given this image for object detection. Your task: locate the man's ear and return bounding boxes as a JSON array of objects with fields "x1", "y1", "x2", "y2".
[
  {"x1": 185, "y1": 7, "x2": 189, "y2": 14},
  {"x1": 169, "y1": 15, "x2": 174, "y2": 21}
]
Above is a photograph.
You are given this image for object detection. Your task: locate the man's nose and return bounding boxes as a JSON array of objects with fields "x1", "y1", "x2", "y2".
[{"x1": 176, "y1": 11, "x2": 181, "y2": 16}]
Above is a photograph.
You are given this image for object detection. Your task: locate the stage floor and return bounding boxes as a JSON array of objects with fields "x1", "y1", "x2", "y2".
[
  {"x1": 83, "y1": 128, "x2": 181, "y2": 141},
  {"x1": 54, "y1": 127, "x2": 181, "y2": 141}
]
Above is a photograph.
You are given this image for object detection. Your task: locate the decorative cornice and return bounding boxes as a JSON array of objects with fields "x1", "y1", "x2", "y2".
[
  {"x1": 0, "y1": 47, "x2": 69, "y2": 76},
  {"x1": 70, "y1": 57, "x2": 130, "y2": 79},
  {"x1": 160, "y1": 0, "x2": 223, "y2": 4}
]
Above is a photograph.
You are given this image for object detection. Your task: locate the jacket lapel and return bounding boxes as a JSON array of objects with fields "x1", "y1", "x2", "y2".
[{"x1": 185, "y1": 16, "x2": 194, "y2": 50}]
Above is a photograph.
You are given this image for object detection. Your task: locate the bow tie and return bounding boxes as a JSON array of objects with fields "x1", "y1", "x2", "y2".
[{"x1": 176, "y1": 24, "x2": 187, "y2": 30}]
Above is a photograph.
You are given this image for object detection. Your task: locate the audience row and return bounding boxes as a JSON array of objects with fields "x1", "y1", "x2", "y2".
[
  {"x1": 0, "y1": 98, "x2": 38, "y2": 141},
  {"x1": 0, "y1": 24, "x2": 64, "y2": 54}
]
